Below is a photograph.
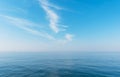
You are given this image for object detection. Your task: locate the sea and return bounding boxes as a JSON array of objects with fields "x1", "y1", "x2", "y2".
[{"x1": 0, "y1": 52, "x2": 120, "y2": 77}]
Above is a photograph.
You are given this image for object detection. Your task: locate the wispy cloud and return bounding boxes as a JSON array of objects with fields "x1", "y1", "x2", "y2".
[
  {"x1": 38, "y1": 0, "x2": 74, "y2": 42},
  {"x1": 0, "y1": 0, "x2": 74, "y2": 43},
  {"x1": 0, "y1": 15, "x2": 55, "y2": 40},
  {"x1": 38, "y1": 0, "x2": 64, "y2": 33},
  {"x1": 0, "y1": 14, "x2": 74, "y2": 42},
  {"x1": 54, "y1": 33, "x2": 74, "y2": 45},
  {"x1": 65, "y1": 34, "x2": 73, "y2": 41}
]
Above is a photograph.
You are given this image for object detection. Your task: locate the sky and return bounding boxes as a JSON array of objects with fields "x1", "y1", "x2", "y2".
[{"x1": 0, "y1": 0, "x2": 120, "y2": 52}]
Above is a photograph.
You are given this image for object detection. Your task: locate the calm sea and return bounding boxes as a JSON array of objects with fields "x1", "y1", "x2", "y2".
[{"x1": 0, "y1": 52, "x2": 120, "y2": 77}]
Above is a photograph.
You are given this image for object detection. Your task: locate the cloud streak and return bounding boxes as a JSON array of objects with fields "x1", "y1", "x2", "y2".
[
  {"x1": 0, "y1": 0, "x2": 74, "y2": 43},
  {"x1": 38, "y1": 0, "x2": 74, "y2": 42},
  {"x1": 38, "y1": 0, "x2": 62, "y2": 33},
  {"x1": 0, "y1": 15, "x2": 55, "y2": 40}
]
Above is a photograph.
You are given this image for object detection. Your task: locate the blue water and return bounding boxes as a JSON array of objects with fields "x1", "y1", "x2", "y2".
[{"x1": 0, "y1": 52, "x2": 120, "y2": 77}]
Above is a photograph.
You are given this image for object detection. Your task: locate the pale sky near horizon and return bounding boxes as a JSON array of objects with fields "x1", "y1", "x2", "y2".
[{"x1": 0, "y1": 0, "x2": 120, "y2": 52}]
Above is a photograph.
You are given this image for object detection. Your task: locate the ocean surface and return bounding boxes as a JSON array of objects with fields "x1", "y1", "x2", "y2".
[{"x1": 0, "y1": 52, "x2": 120, "y2": 77}]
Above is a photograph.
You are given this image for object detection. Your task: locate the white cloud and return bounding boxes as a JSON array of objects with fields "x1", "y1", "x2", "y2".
[
  {"x1": 0, "y1": 15, "x2": 55, "y2": 40},
  {"x1": 65, "y1": 34, "x2": 73, "y2": 41},
  {"x1": 38, "y1": 0, "x2": 74, "y2": 43},
  {"x1": 38, "y1": 0, "x2": 63, "y2": 33},
  {"x1": 0, "y1": 0, "x2": 74, "y2": 43},
  {"x1": 39, "y1": 0, "x2": 62, "y2": 10},
  {"x1": 53, "y1": 34, "x2": 74, "y2": 45}
]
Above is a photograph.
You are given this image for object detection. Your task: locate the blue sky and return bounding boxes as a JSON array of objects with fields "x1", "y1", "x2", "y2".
[{"x1": 0, "y1": 0, "x2": 120, "y2": 52}]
